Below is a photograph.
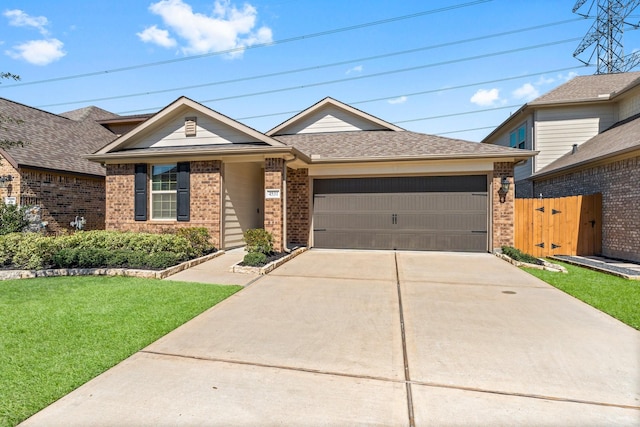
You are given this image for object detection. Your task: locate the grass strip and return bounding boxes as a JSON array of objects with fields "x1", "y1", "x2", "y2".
[
  {"x1": 524, "y1": 261, "x2": 640, "y2": 330},
  {"x1": 0, "y1": 276, "x2": 241, "y2": 427}
]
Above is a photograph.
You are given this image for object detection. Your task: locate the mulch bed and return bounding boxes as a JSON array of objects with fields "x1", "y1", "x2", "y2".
[{"x1": 239, "y1": 252, "x2": 288, "y2": 267}]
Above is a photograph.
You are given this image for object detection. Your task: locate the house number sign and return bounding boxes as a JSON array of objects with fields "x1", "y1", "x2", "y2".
[
  {"x1": 4, "y1": 196, "x2": 16, "y2": 205},
  {"x1": 265, "y1": 189, "x2": 281, "y2": 199}
]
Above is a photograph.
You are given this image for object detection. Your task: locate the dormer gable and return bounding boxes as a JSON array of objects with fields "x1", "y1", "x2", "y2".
[
  {"x1": 94, "y1": 96, "x2": 284, "y2": 155},
  {"x1": 266, "y1": 97, "x2": 404, "y2": 136}
]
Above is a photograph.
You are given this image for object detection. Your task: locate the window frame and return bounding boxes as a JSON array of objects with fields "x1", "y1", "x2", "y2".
[
  {"x1": 150, "y1": 164, "x2": 178, "y2": 220},
  {"x1": 509, "y1": 123, "x2": 527, "y2": 150}
]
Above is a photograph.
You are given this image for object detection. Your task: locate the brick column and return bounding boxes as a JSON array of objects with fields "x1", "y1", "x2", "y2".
[
  {"x1": 492, "y1": 162, "x2": 515, "y2": 251},
  {"x1": 264, "y1": 158, "x2": 285, "y2": 252},
  {"x1": 286, "y1": 168, "x2": 310, "y2": 246}
]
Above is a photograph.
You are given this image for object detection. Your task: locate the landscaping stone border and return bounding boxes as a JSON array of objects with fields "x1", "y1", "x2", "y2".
[
  {"x1": 0, "y1": 250, "x2": 225, "y2": 281},
  {"x1": 231, "y1": 247, "x2": 308, "y2": 275},
  {"x1": 550, "y1": 255, "x2": 640, "y2": 280},
  {"x1": 494, "y1": 252, "x2": 567, "y2": 273}
]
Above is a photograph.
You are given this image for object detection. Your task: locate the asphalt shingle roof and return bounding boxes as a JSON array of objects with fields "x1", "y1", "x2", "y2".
[
  {"x1": 533, "y1": 114, "x2": 640, "y2": 178},
  {"x1": 530, "y1": 72, "x2": 640, "y2": 105},
  {"x1": 0, "y1": 98, "x2": 117, "y2": 176},
  {"x1": 275, "y1": 130, "x2": 530, "y2": 160}
]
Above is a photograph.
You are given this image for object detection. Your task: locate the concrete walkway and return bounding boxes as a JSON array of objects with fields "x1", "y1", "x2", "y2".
[
  {"x1": 164, "y1": 247, "x2": 259, "y2": 286},
  {"x1": 20, "y1": 250, "x2": 640, "y2": 426}
]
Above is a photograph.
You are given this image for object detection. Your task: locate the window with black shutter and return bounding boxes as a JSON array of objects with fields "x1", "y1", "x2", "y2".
[{"x1": 134, "y1": 164, "x2": 147, "y2": 221}]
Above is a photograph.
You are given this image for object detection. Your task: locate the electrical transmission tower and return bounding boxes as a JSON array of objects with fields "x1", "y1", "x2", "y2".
[{"x1": 573, "y1": 0, "x2": 640, "y2": 73}]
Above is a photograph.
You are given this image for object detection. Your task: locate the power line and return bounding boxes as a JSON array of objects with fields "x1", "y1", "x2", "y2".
[
  {"x1": 235, "y1": 66, "x2": 588, "y2": 121},
  {"x1": 117, "y1": 38, "x2": 583, "y2": 114},
  {"x1": 35, "y1": 18, "x2": 584, "y2": 109},
  {"x1": 0, "y1": 0, "x2": 492, "y2": 89},
  {"x1": 435, "y1": 125, "x2": 498, "y2": 136},
  {"x1": 395, "y1": 104, "x2": 521, "y2": 124}
]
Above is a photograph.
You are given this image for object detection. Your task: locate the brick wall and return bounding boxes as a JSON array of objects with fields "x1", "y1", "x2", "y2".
[
  {"x1": 286, "y1": 167, "x2": 310, "y2": 246},
  {"x1": 533, "y1": 154, "x2": 640, "y2": 263},
  {"x1": 105, "y1": 160, "x2": 222, "y2": 248},
  {"x1": 264, "y1": 158, "x2": 284, "y2": 252},
  {"x1": 515, "y1": 179, "x2": 534, "y2": 198},
  {"x1": 492, "y1": 162, "x2": 515, "y2": 251},
  {"x1": 21, "y1": 168, "x2": 105, "y2": 233},
  {"x1": 0, "y1": 155, "x2": 20, "y2": 206}
]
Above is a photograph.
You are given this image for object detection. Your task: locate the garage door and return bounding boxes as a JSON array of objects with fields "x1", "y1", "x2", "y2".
[{"x1": 313, "y1": 175, "x2": 488, "y2": 251}]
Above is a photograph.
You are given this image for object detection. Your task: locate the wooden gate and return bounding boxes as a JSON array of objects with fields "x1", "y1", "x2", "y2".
[{"x1": 515, "y1": 194, "x2": 602, "y2": 257}]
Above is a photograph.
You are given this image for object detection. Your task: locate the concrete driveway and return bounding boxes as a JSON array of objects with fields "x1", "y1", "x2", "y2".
[{"x1": 21, "y1": 250, "x2": 640, "y2": 426}]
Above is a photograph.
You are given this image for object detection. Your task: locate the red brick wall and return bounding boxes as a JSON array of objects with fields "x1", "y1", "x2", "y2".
[
  {"x1": 21, "y1": 168, "x2": 105, "y2": 233},
  {"x1": 265, "y1": 158, "x2": 284, "y2": 252},
  {"x1": 105, "y1": 160, "x2": 222, "y2": 248},
  {"x1": 492, "y1": 162, "x2": 515, "y2": 251},
  {"x1": 533, "y1": 155, "x2": 640, "y2": 263},
  {"x1": 0, "y1": 155, "x2": 20, "y2": 205},
  {"x1": 286, "y1": 167, "x2": 310, "y2": 246}
]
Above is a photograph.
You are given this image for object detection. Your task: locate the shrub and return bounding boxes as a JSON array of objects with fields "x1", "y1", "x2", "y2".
[
  {"x1": 52, "y1": 248, "x2": 79, "y2": 268},
  {"x1": 243, "y1": 228, "x2": 273, "y2": 254},
  {"x1": 147, "y1": 251, "x2": 183, "y2": 269},
  {"x1": 176, "y1": 227, "x2": 214, "y2": 257},
  {"x1": 243, "y1": 251, "x2": 267, "y2": 266},
  {"x1": 502, "y1": 246, "x2": 543, "y2": 265},
  {"x1": 0, "y1": 204, "x2": 29, "y2": 235}
]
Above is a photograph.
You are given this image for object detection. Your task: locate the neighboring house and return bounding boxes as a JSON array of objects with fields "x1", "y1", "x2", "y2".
[
  {"x1": 88, "y1": 96, "x2": 533, "y2": 253},
  {"x1": 482, "y1": 71, "x2": 640, "y2": 198},
  {"x1": 531, "y1": 113, "x2": 640, "y2": 263},
  {"x1": 0, "y1": 98, "x2": 117, "y2": 232},
  {"x1": 483, "y1": 72, "x2": 640, "y2": 263}
]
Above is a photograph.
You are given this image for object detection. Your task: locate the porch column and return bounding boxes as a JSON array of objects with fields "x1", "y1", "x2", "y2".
[
  {"x1": 492, "y1": 161, "x2": 515, "y2": 251},
  {"x1": 264, "y1": 158, "x2": 285, "y2": 252}
]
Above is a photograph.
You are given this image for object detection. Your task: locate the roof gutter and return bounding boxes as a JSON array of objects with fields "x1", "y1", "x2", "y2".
[
  {"x1": 86, "y1": 146, "x2": 311, "y2": 164},
  {"x1": 306, "y1": 151, "x2": 537, "y2": 164}
]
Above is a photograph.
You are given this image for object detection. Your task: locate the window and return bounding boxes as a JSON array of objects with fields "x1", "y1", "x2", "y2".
[
  {"x1": 151, "y1": 164, "x2": 177, "y2": 219},
  {"x1": 509, "y1": 124, "x2": 526, "y2": 149}
]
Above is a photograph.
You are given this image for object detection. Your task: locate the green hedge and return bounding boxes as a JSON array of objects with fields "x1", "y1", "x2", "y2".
[
  {"x1": 501, "y1": 246, "x2": 542, "y2": 265},
  {"x1": 0, "y1": 228, "x2": 215, "y2": 270}
]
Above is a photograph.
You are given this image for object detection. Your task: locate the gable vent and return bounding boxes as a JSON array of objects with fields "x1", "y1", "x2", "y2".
[{"x1": 185, "y1": 117, "x2": 197, "y2": 137}]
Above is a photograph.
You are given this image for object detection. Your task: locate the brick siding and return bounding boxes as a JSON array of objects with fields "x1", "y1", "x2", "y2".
[
  {"x1": 492, "y1": 162, "x2": 515, "y2": 251},
  {"x1": 533, "y1": 154, "x2": 640, "y2": 263},
  {"x1": 105, "y1": 160, "x2": 222, "y2": 248},
  {"x1": 264, "y1": 158, "x2": 284, "y2": 252},
  {"x1": 0, "y1": 156, "x2": 105, "y2": 233},
  {"x1": 286, "y1": 167, "x2": 310, "y2": 246}
]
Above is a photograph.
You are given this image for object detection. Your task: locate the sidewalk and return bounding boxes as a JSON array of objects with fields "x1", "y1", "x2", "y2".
[
  {"x1": 164, "y1": 247, "x2": 259, "y2": 286},
  {"x1": 552, "y1": 255, "x2": 640, "y2": 280}
]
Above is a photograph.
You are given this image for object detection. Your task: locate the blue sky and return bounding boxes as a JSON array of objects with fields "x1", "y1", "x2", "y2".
[{"x1": 1, "y1": 0, "x2": 638, "y2": 141}]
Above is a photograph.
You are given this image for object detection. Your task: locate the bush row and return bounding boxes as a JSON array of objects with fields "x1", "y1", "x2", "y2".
[
  {"x1": 501, "y1": 246, "x2": 543, "y2": 265},
  {"x1": 0, "y1": 228, "x2": 215, "y2": 270}
]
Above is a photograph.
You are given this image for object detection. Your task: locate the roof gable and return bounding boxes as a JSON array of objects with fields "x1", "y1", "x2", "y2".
[
  {"x1": 267, "y1": 97, "x2": 404, "y2": 136},
  {"x1": 96, "y1": 97, "x2": 284, "y2": 154}
]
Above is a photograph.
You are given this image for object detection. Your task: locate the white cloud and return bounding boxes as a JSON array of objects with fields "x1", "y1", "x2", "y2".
[
  {"x1": 6, "y1": 38, "x2": 65, "y2": 65},
  {"x1": 4, "y1": 9, "x2": 49, "y2": 35},
  {"x1": 137, "y1": 25, "x2": 177, "y2": 48},
  {"x1": 346, "y1": 65, "x2": 363, "y2": 75},
  {"x1": 535, "y1": 75, "x2": 555, "y2": 86},
  {"x1": 470, "y1": 88, "x2": 500, "y2": 106},
  {"x1": 512, "y1": 83, "x2": 539, "y2": 101},
  {"x1": 143, "y1": 0, "x2": 273, "y2": 58},
  {"x1": 388, "y1": 96, "x2": 407, "y2": 105},
  {"x1": 559, "y1": 71, "x2": 578, "y2": 82}
]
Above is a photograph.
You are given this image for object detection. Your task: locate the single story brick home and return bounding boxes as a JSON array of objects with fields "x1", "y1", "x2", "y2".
[
  {"x1": 88, "y1": 97, "x2": 534, "y2": 253},
  {"x1": 0, "y1": 98, "x2": 118, "y2": 232}
]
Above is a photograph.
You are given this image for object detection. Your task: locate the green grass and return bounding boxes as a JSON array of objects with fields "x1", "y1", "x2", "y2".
[
  {"x1": 0, "y1": 276, "x2": 241, "y2": 427},
  {"x1": 523, "y1": 261, "x2": 640, "y2": 330}
]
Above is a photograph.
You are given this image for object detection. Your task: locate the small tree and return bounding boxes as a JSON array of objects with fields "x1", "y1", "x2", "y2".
[{"x1": 0, "y1": 204, "x2": 29, "y2": 235}]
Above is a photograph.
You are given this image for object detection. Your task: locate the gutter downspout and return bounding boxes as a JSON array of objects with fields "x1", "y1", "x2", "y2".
[{"x1": 282, "y1": 154, "x2": 297, "y2": 253}]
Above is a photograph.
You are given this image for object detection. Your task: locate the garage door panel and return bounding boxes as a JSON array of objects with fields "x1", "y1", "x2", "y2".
[{"x1": 313, "y1": 176, "x2": 488, "y2": 252}]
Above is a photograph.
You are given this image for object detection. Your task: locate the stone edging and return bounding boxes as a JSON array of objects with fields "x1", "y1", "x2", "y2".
[
  {"x1": 231, "y1": 247, "x2": 308, "y2": 275},
  {"x1": 494, "y1": 252, "x2": 567, "y2": 273},
  {"x1": 0, "y1": 250, "x2": 225, "y2": 281}
]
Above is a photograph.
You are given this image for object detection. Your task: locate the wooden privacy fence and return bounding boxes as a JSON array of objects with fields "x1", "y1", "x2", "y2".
[{"x1": 515, "y1": 194, "x2": 602, "y2": 257}]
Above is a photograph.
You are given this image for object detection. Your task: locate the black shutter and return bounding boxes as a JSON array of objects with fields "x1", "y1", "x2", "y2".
[
  {"x1": 134, "y1": 164, "x2": 147, "y2": 221},
  {"x1": 176, "y1": 162, "x2": 190, "y2": 221}
]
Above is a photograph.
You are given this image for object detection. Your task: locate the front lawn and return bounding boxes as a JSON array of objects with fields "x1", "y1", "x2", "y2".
[
  {"x1": 524, "y1": 261, "x2": 640, "y2": 330},
  {"x1": 0, "y1": 276, "x2": 241, "y2": 427}
]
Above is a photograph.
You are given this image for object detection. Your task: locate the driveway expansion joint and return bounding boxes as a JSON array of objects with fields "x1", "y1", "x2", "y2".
[
  {"x1": 395, "y1": 252, "x2": 416, "y2": 427},
  {"x1": 409, "y1": 380, "x2": 640, "y2": 411}
]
